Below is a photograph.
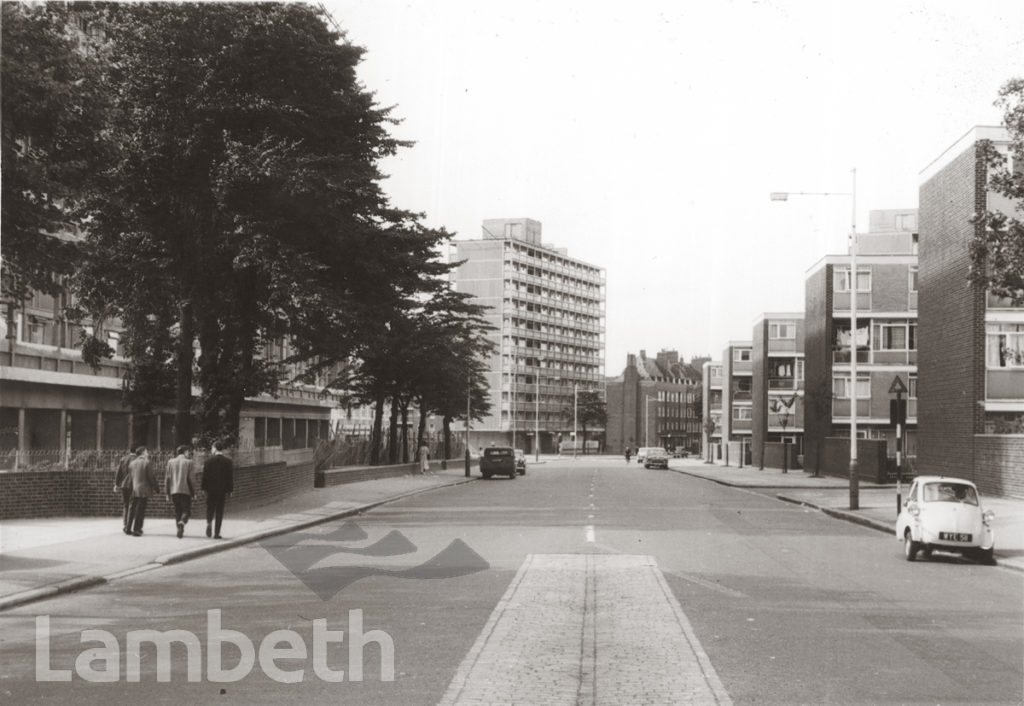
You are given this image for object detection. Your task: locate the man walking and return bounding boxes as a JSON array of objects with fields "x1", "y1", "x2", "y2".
[
  {"x1": 165, "y1": 445, "x2": 196, "y2": 539},
  {"x1": 127, "y1": 447, "x2": 158, "y2": 536},
  {"x1": 201, "y1": 440, "x2": 233, "y2": 539},
  {"x1": 113, "y1": 448, "x2": 137, "y2": 534}
]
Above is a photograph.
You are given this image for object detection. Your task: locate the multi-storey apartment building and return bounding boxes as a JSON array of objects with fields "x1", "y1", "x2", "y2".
[
  {"x1": 450, "y1": 218, "x2": 606, "y2": 454},
  {"x1": 720, "y1": 341, "x2": 753, "y2": 464},
  {"x1": 751, "y1": 313, "x2": 805, "y2": 469},
  {"x1": 606, "y1": 350, "x2": 704, "y2": 454},
  {"x1": 701, "y1": 360, "x2": 724, "y2": 460},
  {"x1": 803, "y1": 209, "x2": 919, "y2": 477},
  {"x1": 0, "y1": 304, "x2": 337, "y2": 465},
  {"x1": 918, "y1": 125, "x2": 1024, "y2": 497}
]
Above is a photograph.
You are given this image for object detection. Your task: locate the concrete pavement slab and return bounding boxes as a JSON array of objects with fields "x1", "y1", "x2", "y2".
[{"x1": 0, "y1": 467, "x2": 474, "y2": 612}]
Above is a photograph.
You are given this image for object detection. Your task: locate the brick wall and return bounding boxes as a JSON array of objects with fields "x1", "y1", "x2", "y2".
[
  {"x1": 918, "y1": 141, "x2": 987, "y2": 478},
  {"x1": 822, "y1": 438, "x2": 888, "y2": 483},
  {"x1": 803, "y1": 265, "x2": 832, "y2": 473},
  {"x1": 0, "y1": 460, "x2": 313, "y2": 519},
  {"x1": 973, "y1": 436, "x2": 1024, "y2": 499},
  {"x1": 751, "y1": 320, "x2": 767, "y2": 468}
]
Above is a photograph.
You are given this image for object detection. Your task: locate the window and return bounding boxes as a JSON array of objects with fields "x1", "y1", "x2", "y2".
[
  {"x1": 908, "y1": 374, "x2": 917, "y2": 399},
  {"x1": 833, "y1": 375, "x2": 870, "y2": 399},
  {"x1": 909, "y1": 267, "x2": 918, "y2": 292},
  {"x1": 733, "y1": 349, "x2": 751, "y2": 362},
  {"x1": 770, "y1": 323, "x2": 796, "y2": 339},
  {"x1": 834, "y1": 268, "x2": 871, "y2": 293},
  {"x1": 732, "y1": 406, "x2": 752, "y2": 421},
  {"x1": 987, "y1": 323, "x2": 1024, "y2": 368},
  {"x1": 796, "y1": 359, "x2": 805, "y2": 383}
]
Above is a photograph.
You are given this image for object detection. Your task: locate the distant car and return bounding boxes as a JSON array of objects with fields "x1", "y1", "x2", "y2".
[
  {"x1": 896, "y1": 476, "x2": 995, "y2": 563},
  {"x1": 672, "y1": 449, "x2": 690, "y2": 458},
  {"x1": 479, "y1": 446, "x2": 517, "y2": 480},
  {"x1": 635, "y1": 447, "x2": 651, "y2": 464},
  {"x1": 643, "y1": 448, "x2": 669, "y2": 469},
  {"x1": 514, "y1": 449, "x2": 526, "y2": 475}
]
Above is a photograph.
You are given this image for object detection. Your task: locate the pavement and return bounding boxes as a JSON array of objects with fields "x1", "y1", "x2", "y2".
[{"x1": 2, "y1": 455, "x2": 1022, "y2": 613}]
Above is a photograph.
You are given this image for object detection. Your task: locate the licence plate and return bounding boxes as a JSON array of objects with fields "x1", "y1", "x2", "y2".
[{"x1": 939, "y1": 532, "x2": 972, "y2": 542}]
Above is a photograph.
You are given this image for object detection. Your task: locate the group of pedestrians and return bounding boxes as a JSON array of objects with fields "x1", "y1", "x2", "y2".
[{"x1": 113, "y1": 440, "x2": 234, "y2": 539}]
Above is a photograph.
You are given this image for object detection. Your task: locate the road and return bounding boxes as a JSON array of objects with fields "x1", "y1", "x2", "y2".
[{"x1": 2, "y1": 457, "x2": 1022, "y2": 704}]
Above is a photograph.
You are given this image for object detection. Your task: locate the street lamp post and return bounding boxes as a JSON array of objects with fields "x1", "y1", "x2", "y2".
[
  {"x1": 465, "y1": 372, "x2": 471, "y2": 478},
  {"x1": 771, "y1": 169, "x2": 859, "y2": 509},
  {"x1": 573, "y1": 382, "x2": 578, "y2": 459},
  {"x1": 535, "y1": 362, "x2": 541, "y2": 462}
]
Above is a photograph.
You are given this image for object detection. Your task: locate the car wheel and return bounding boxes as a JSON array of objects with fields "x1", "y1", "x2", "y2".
[
  {"x1": 482, "y1": 472, "x2": 491, "y2": 480},
  {"x1": 973, "y1": 546, "x2": 996, "y2": 565},
  {"x1": 508, "y1": 470, "x2": 516, "y2": 479},
  {"x1": 903, "y1": 530, "x2": 919, "y2": 561}
]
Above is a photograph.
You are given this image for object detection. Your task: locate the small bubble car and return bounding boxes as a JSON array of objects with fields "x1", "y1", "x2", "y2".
[{"x1": 895, "y1": 476, "x2": 995, "y2": 564}]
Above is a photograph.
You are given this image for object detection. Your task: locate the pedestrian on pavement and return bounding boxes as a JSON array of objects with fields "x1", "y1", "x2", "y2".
[
  {"x1": 165, "y1": 445, "x2": 196, "y2": 539},
  {"x1": 418, "y1": 441, "x2": 430, "y2": 474},
  {"x1": 202, "y1": 440, "x2": 234, "y2": 539},
  {"x1": 625, "y1": 446, "x2": 632, "y2": 464},
  {"x1": 127, "y1": 447, "x2": 158, "y2": 536},
  {"x1": 113, "y1": 448, "x2": 137, "y2": 534}
]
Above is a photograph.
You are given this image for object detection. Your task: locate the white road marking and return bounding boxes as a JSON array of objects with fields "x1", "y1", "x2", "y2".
[
  {"x1": 438, "y1": 554, "x2": 732, "y2": 705},
  {"x1": 585, "y1": 525, "x2": 595, "y2": 542}
]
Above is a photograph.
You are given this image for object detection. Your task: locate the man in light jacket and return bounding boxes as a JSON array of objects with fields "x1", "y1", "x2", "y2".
[
  {"x1": 165, "y1": 445, "x2": 196, "y2": 539},
  {"x1": 127, "y1": 447, "x2": 158, "y2": 536}
]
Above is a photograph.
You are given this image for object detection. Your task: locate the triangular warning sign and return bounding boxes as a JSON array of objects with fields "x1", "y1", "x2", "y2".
[{"x1": 889, "y1": 375, "x2": 908, "y2": 394}]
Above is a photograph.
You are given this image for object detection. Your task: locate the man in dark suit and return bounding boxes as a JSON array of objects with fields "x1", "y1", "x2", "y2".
[
  {"x1": 201, "y1": 440, "x2": 234, "y2": 539},
  {"x1": 127, "y1": 447, "x2": 158, "y2": 536},
  {"x1": 113, "y1": 449, "x2": 137, "y2": 534}
]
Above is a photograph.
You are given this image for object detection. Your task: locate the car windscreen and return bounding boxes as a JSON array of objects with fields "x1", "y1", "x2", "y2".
[
  {"x1": 922, "y1": 482, "x2": 978, "y2": 505},
  {"x1": 485, "y1": 449, "x2": 512, "y2": 457}
]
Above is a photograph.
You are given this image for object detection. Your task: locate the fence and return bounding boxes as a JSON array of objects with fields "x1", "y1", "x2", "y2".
[{"x1": 315, "y1": 434, "x2": 464, "y2": 470}]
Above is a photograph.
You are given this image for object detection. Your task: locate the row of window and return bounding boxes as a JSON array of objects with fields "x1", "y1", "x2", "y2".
[{"x1": 833, "y1": 267, "x2": 918, "y2": 293}]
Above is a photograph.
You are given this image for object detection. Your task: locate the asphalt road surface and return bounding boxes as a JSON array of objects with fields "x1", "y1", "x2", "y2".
[{"x1": 3, "y1": 457, "x2": 1022, "y2": 704}]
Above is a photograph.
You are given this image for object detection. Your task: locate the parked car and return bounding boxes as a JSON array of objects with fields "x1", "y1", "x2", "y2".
[
  {"x1": 643, "y1": 447, "x2": 669, "y2": 469},
  {"x1": 479, "y1": 446, "x2": 517, "y2": 480},
  {"x1": 895, "y1": 476, "x2": 995, "y2": 563},
  {"x1": 635, "y1": 447, "x2": 651, "y2": 464},
  {"x1": 514, "y1": 449, "x2": 526, "y2": 475},
  {"x1": 672, "y1": 448, "x2": 690, "y2": 458}
]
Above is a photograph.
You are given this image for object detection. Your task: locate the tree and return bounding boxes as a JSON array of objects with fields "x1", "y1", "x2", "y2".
[
  {"x1": 1, "y1": 3, "x2": 106, "y2": 304},
  {"x1": 969, "y1": 77, "x2": 1024, "y2": 300},
  {"x1": 72, "y1": 3, "x2": 410, "y2": 445},
  {"x1": 561, "y1": 390, "x2": 607, "y2": 454}
]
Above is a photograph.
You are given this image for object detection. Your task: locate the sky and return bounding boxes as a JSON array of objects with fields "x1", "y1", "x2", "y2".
[{"x1": 323, "y1": 0, "x2": 1024, "y2": 373}]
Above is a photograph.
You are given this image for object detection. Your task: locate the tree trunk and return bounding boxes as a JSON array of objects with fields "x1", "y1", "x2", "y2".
[
  {"x1": 399, "y1": 401, "x2": 410, "y2": 463},
  {"x1": 174, "y1": 300, "x2": 194, "y2": 447},
  {"x1": 416, "y1": 397, "x2": 428, "y2": 449},
  {"x1": 370, "y1": 390, "x2": 385, "y2": 465},
  {"x1": 388, "y1": 397, "x2": 399, "y2": 465},
  {"x1": 441, "y1": 415, "x2": 451, "y2": 469}
]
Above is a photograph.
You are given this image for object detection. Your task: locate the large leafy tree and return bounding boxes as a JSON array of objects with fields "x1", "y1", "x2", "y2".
[
  {"x1": 73, "y1": 3, "x2": 409, "y2": 444},
  {"x1": 970, "y1": 77, "x2": 1024, "y2": 300},
  {"x1": 561, "y1": 389, "x2": 607, "y2": 454},
  {"x1": 1, "y1": 3, "x2": 106, "y2": 304}
]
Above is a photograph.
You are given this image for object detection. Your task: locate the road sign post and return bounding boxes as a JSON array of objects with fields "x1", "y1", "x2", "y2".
[{"x1": 889, "y1": 375, "x2": 908, "y2": 516}]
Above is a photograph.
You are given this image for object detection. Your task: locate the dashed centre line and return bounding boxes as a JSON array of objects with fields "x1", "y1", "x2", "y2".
[{"x1": 438, "y1": 554, "x2": 732, "y2": 705}]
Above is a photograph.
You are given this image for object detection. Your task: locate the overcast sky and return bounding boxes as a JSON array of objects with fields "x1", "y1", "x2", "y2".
[{"x1": 325, "y1": 0, "x2": 1024, "y2": 373}]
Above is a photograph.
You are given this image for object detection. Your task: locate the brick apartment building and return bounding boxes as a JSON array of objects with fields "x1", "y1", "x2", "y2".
[
  {"x1": 701, "y1": 360, "x2": 723, "y2": 460},
  {"x1": 450, "y1": 218, "x2": 606, "y2": 454},
  {"x1": 606, "y1": 350, "x2": 704, "y2": 454},
  {"x1": 751, "y1": 313, "x2": 805, "y2": 470},
  {"x1": 918, "y1": 125, "x2": 1024, "y2": 498},
  {"x1": 803, "y1": 209, "x2": 919, "y2": 478},
  {"x1": 719, "y1": 341, "x2": 753, "y2": 465}
]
